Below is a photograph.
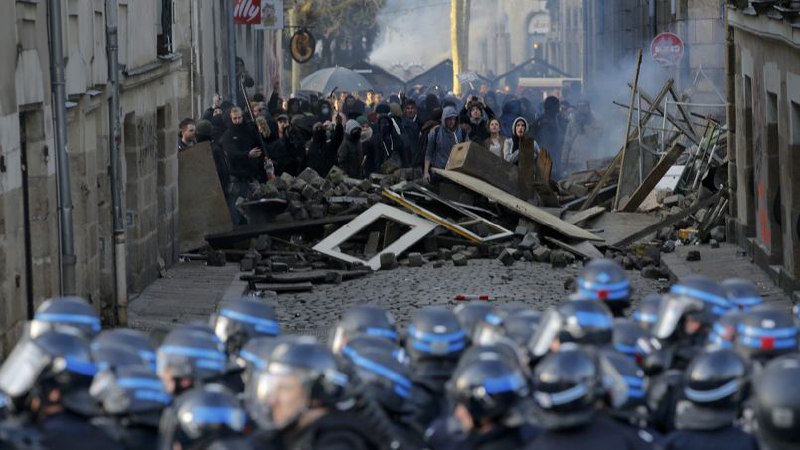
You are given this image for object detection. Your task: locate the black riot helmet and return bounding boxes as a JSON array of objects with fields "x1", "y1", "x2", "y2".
[
  {"x1": 453, "y1": 301, "x2": 499, "y2": 341},
  {"x1": 670, "y1": 275, "x2": 734, "y2": 318},
  {"x1": 405, "y1": 307, "x2": 467, "y2": 375},
  {"x1": 753, "y1": 354, "x2": 800, "y2": 450},
  {"x1": 675, "y1": 347, "x2": 748, "y2": 431},
  {"x1": 633, "y1": 293, "x2": 663, "y2": 331},
  {"x1": 92, "y1": 329, "x2": 157, "y2": 372},
  {"x1": 448, "y1": 352, "x2": 530, "y2": 425},
  {"x1": 720, "y1": 278, "x2": 763, "y2": 312},
  {"x1": 90, "y1": 366, "x2": 171, "y2": 427},
  {"x1": 237, "y1": 335, "x2": 317, "y2": 386},
  {"x1": 528, "y1": 300, "x2": 613, "y2": 359},
  {"x1": 245, "y1": 341, "x2": 349, "y2": 431},
  {"x1": 330, "y1": 305, "x2": 398, "y2": 355},
  {"x1": 0, "y1": 330, "x2": 99, "y2": 417},
  {"x1": 156, "y1": 325, "x2": 227, "y2": 393},
  {"x1": 29, "y1": 296, "x2": 102, "y2": 340},
  {"x1": 159, "y1": 384, "x2": 247, "y2": 450},
  {"x1": 651, "y1": 292, "x2": 713, "y2": 342},
  {"x1": 707, "y1": 309, "x2": 745, "y2": 350},
  {"x1": 575, "y1": 258, "x2": 632, "y2": 315},
  {"x1": 612, "y1": 318, "x2": 648, "y2": 363},
  {"x1": 340, "y1": 335, "x2": 409, "y2": 367},
  {"x1": 501, "y1": 309, "x2": 542, "y2": 348},
  {"x1": 210, "y1": 297, "x2": 280, "y2": 357},
  {"x1": 597, "y1": 349, "x2": 647, "y2": 424},
  {"x1": 340, "y1": 339, "x2": 413, "y2": 415},
  {"x1": 531, "y1": 347, "x2": 598, "y2": 430},
  {"x1": 735, "y1": 304, "x2": 798, "y2": 362}
]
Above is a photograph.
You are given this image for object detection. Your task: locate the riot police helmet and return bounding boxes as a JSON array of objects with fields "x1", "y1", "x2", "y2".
[
  {"x1": 156, "y1": 325, "x2": 227, "y2": 391},
  {"x1": 670, "y1": 275, "x2": 734, "y2": 317},
  {"x1": 405, "y1": 307, "x2": 467, "y2": 375},
  {"x1": 612, "y1": 318, "x2": 649, "y2": 362},
  {"x1": 29, "y1": 296, "x2": 101, "y2": 340},
  {"x1": 633, "y1": 293, "x2": 663, "y2": 331},
  {"x1": 528, "y1": 300, "x2": 613, "y2": 359},
  {"x1": 210, "y1": 297, "x2": 279, "y2": 357},
  {"x1": 575, "y1": 258, "x2": 632, "y2": 315},
  {"x1": 330, "y1": 305, "x2": 398, "y2": 355},
  {"x1": 753, "y1": 354, "x2": 800, "y2": 450},
  {"x1": 453, "y1": 301, "x2": 499, "y2": 341},
  {"x1": 531, "y1": 347, "x2": 598, "y2": 430},
  {"x1": 721, "y1": 278, "x2": 763, "y2": 311},
  {"x1": 159, "y1": 384, "x2": 247, "y2": 450},
  {"x1": 90, "y1": 365, "x2": 171, "y2": 426},
  {"x1": 92, "y1": 328, "x2": 157, "y2": 372},
  {"x1": 735, "y1": 304, "x2": 798, "y2": 362}
]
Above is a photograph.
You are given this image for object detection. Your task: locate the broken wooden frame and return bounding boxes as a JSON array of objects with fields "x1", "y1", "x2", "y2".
[
  {"x1": 383, "y1": 183, "x2": 514, "y2": 243},
  {"x1": 312, "y1": 203, "x2": 438, "y2": 271}
]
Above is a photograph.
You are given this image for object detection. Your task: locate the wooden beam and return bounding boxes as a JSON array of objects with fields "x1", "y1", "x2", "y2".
[
  {"x1": 446, "y1": 141, "x2": 520, "y2": 196},
  {"x1": 620, "y1": 142, "x2": 686, "y2": 212},
  {"x1": 629, "y1": 83, "x2": 701, "y2": 146},
  {"x1": 432, "y1": 169, "x2": 603, "y2": 241},
  {"x1": 615, "y1": 49, "x2": 644, "y2": 209},
  {"x1": 612, "y1": 192, "x2": 723, "y2": 248},
  {"x1": 566, "y1": 206, "x2": 606, "y2": 226},
  {"x1": 544, "y1": 236, "x2": 604, "y2": 260}
]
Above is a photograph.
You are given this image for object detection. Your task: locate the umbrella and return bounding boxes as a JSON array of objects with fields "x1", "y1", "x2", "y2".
[{"x1": 300, "y1": 67, "x2": 373, "y2": 95}]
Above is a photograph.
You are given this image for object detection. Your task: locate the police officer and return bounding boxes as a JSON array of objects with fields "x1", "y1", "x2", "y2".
[
  {"x1": 669, "y1": 276, "x2": 734, "y2": 318},
  {"x1": 597, "y1": 349, "x2": 659, "y2": 444},
  {"x1": 90, "y1": 366, "x2": 171, "y2": 449},
  {"x1": 734, "y1": 304, "x2": 798, "y2": 367},
  {"x1": 91, "y1": 329, "x2": 157, "y2": 372},
  {"x1": 574, "y1": 258, "x2": 633, "y2": 317},
  {"x1": 659, "y1": 348, "x2": 758, "y2": 450},
  {"x1": 28, "y1": 296, "x2": 102, "y2": 340},
  {"x1": 329, "y1": 305, "x2": 399, "y2": 355},
  {"x1": 527, "y1": 299, "x2": 614, "y2": 362},
  {"x1": 245, "y1": 341, "x2": 382, "y2": 450},
  {"x1": 720, "y1": 278, "x2": 763, "y2": 312},
  {"x1": 156, "y1": 325, "x2": 228, "y2": 396},
  {"x1": 159, "y1": 383, "x2": 250, "y2": 450},
  {"x1": 339, "y1": 336, "x2": 424, "y2": 449},
  {"x1": 707, "y1": 308, "x2": 745, "y2": 349},
  {"x1": 612, "y1": 318, "x2": 649, "y2": 364},
  {"x1": 647, "y1": 291, "x2": 715, "y2": 372},
  {"x1": 453, "y1": 301, "x2": 499, "y2": 342},
  {"x1": 633, "y1": 293, "x2": 663, "y2": 332},
  {"x1": 0, "y1": 330, "x2": 121, "y2": 450},
  {"x1": 404, "y1": 307, "x2": 468, "y2": 430},
  {"x1": 525, "y1": 347, "x2": 653, "y2": 449},
  {"x1": 445, "y1": 351, "x2": 537, "y2": 450},
  {"x1": 209, "y1": 297, "x2": 280, "y2": 357},
  {"x1": 752, "y1": 354, "x2": 800, "y2": 450}
]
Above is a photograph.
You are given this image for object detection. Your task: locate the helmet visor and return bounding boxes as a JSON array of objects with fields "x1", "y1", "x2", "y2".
[
  {"x1": 0, "y1": 339, "x2": 50, "y2": 398},
  {"x1": 245, "y1": 371, "x2": 307, "y2": 431},
  {"x1": 653, "y1": 296, "x2": 702, "y2": 340},
  {"x1": 474, "y1": 323, "x2": 504, "y2": 347},
  {"x1": 528, "y1": 310, "x2": 562, "y2": 358}
]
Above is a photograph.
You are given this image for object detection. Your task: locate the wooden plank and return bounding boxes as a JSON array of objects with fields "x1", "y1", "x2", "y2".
[
  {"x1": 205, "y1": 216, "x2": 357, "y2": 248},
  {"x1": 615, "y1": 49, "x2": 644, "y2": 209},
  {"x1": 544, "y1": 236, "x2": 604, "y2": 260},
  {"x1": 432, "y1": 169, "x2": 603, "y2": 242},
  {"x1": 566, "y1": 207, "x2": 606, "y2": 226},
  {"x1": 563, "y1": 185, "x2": 617, "y2": 212},
  {"x1": 179, "y1": 142, "x2": 233, "y2": 251},
  {"x1": 630, "y1": 83, "x2": 701, "y2": 146},
  {"x1": 518, "y1": 137, "x2": 536, "y2": 202},
  {"x1": 620, "y1": 142, "x2": 686, "y2": 212},
  {"x1": 446, "y1": 141, "x2": 520, "y2": 196},
  {"x1": 248, "y1": 282, "x2": 314, "y2": 293},
  {"x1": 612, "y1": 192, "x2": 723, "y2": 248},
  {"x1": 615, "y1": 134, "x2": 659, "y2": 210},
  {"x1": 531, "y1": 148, "x2": 560, "y2": 206},
  {"x1": 241, "y1": 269, "x2": 371, "y2": 284}
]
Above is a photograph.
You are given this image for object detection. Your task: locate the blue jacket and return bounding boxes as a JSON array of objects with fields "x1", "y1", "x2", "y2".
[{"x1": 425, "y1": 106, "x2": 468, "y2": 170}]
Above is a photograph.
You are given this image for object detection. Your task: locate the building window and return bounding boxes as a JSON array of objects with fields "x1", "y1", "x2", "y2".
[{"x1": 157, "y1": 0, "x2": 174, "y2": 56}]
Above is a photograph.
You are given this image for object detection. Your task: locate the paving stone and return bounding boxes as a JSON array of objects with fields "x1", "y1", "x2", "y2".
[
  {"x1": 438, "y1": 249, "x2": 453, "y2": 261},
  {"x1": 240, "y1": 257, "x2": 255, "y2": 272},
  {"x1": 432, "y1": 261, "x2": 445, "y2": 268},
  {"x1": 532, "y1": 246, "x2": 551, "y2": 263},
  {"x1": 709, "y1": 239, "x2": 720, "y2": 249},
  {"x1": 663, "y1": 194, "x2": 684, "y2": 207},
  {"x1": 380, "y1": 252, "x2": 398, "y2": 270},
  {"x1": 686, "y1": 250, "x2": 702, "y2": 262},
  {"x1": 518, "y1": 232, "x2": 540, "y2": 251},
  {"x1": 550, "y1": 250, "x2": 575, "y2": 268},
  {"x1": 452, "y1": 254, "x2": 468, "y2": 267},
  {"x1": 408, "y1": 253, "x2": 425, "y2": 267},
  {"x1": 641, "y1": 265, "x2": 670, "y2": 280},
  {"x1": 498, "y1": 249, "x2": 516, "y2": 267},
  {"x1": 207, "y1": 250, "x2": 226, "y2": 267}
]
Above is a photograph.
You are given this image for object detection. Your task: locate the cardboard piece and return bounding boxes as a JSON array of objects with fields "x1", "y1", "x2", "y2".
[{"x1": 179, "y1": 142, "x2": 233, "y2": 252}]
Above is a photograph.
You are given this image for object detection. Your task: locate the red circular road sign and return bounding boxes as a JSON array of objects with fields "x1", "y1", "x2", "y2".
[{"x1": 650, "y1": 32, "x2": 684, "y2": 67}]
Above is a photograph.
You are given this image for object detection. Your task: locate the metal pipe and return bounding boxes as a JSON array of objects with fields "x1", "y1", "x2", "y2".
[
  {"x1": 649, "y1": 0, "x2": 657, "y2": 36},
  {"x1": 225, "y1": 0, "x2": 237, "y2": 105},
  {"x1": 47, "y1": 0, "x2": 77, "y2": 296},
  {"x1": 106, "y1": 0, "x2": 128, "y2": 326}
]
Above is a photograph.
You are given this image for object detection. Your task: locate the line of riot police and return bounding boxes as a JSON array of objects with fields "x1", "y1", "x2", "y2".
[{"x1": 0, "y1": 257, "x2": 798, "y2": 449}]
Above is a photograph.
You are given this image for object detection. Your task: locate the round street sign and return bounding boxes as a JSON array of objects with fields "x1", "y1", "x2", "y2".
[
  {"x1": 650, "y1": 32, "x2": 684, "y2": 67},
  {"x1": 290, "y1": 29, "x2": 316, "y2": 64}
]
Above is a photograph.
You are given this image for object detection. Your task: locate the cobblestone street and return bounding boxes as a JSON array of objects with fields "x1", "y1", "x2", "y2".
[{"x1": 267, "y1": 259, "x2": 671, "y2": 338}]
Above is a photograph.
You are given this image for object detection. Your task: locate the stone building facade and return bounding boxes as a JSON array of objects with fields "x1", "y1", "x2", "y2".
[{"x1": 727, "y1": 1, "x2": 800, "y2": 294}]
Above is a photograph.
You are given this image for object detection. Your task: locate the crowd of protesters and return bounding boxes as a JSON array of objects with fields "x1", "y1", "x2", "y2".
[{"x1": 177, "y1": 73, "x2": 600, "y2": 225}]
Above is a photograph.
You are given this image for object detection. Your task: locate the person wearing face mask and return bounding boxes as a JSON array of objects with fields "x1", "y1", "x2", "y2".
[{"x1": 338, "y1": 119, "x2": 365, "y2": 178}]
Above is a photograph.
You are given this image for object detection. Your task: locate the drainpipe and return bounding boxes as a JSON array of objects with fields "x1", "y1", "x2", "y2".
[
  {"x1": 724, "y1": 3, "x2": 737, "y2": 240},
  {"x1": 106, "y1": 0, "x2": 128, "y2": 325},
  {"x1": 649, "y1": 0, "x2": 657, "y2": 37},
  {"x1": 225, "y1": 0, "x2": 237, "y2": 105},
  {"x1": 47, "y1": 0, "x2": 77, "y2": 296}
]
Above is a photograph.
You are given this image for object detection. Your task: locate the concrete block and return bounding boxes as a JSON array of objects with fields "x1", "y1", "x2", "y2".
[
  {"x1": 498, "y1": 249, "x2": 516, "y2": 267},
  {"x1": 514, "y1": 225, "x2": 529, "y2": 237},
  {"x1": 408, "y1": 252, "x2": 425, "y2": 267},
  {"x1": 452, "y1": 253, "x2": 468, "y2": 267},
  {"x1": 298, "y1": 167, "x2": 321, "y2": 183},
  {"x1": 240, "y1": 258, "x2": 255, "y2": 272},
  {"x1": 309, "y1": 204, "x2": 325, "y2": 219},
  {"x1": 641, "y1": 265, "x2": 670, "y2": 280},
  {"x1": 686, "y1": 250, "x2": 702, "y2": 262},
  {"x1": 438, "y1": 249, "x2": 453, "y2": 261},
  {"x1": 518, "y1": 232, "x2": 540, "y2": 251},
  {"x1": 663, "y1": 194, "x2": 684, "y2": 207},
  {"x1": 432, "y1": 261, "x2": 445, "y2": 268},
  {"x1": 207, "y1": 250, "x2": 226, "y2": 267},
  {"x1": 291, "y1": 177, "x2": 308, "y2": 192},
  {"x1": 380, "y1": 252, "x2": 398, "y2": 270},
  {"x1": 532, "y1": 246, "x2": 551, "y2": 262},
  {"x1": 550, "y1": 250, "x2": 575, "y2": 268}
]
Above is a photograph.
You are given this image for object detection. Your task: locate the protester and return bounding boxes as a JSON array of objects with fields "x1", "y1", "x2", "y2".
[
  {"x1": 484, "y1": 117, "x2": 506, "y2": 159},
  {"x1": 533, "y1": 96, "x2": 568, "y2": 177},
  {"x1": 423, "y1": 106, "x2": 468, "y2": 183},
  {"x1": 177, "y1": 118, "x2": 196, "y2": 152},
  {"x1": 219, "y1": 107, "x2": 263, "y2": 225},
  {"x1": 338, "y1": 119, "x2": 365, "y2": 178}
]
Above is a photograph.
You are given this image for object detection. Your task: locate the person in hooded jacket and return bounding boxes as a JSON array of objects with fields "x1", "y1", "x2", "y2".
[
  {"x1": 533, "y1": 96, "x2": 568, "y2": 177},
  {"x1": 307, "y1": 114, "x2": 344, "y2": 177},
  {"x1": 338, "y1": 120, "x2": 365, "y2": 178},
  {"x1": 366, "y1": 115, "x2": 404, "y2": 175},
  {"x1": 500, "y1": 98, "x2": 524, "y2": 137},
  {"x1": 423, "y1": 106, "x2": 468, "y2": 183},
  {"x1": 504, "y1": 117, "x2": 539, "y2": 164},
  {"x1": 401, "y1": 99, "x2": 423, "y2": 172}
]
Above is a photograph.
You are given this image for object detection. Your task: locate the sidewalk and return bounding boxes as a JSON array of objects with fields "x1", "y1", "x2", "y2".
[
  {"x1": 128, "y1": 261, "x2": 248, "y2": 337},
  {"x1": 662, "y1": 243, "x2": 793, "y2": 308}
]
